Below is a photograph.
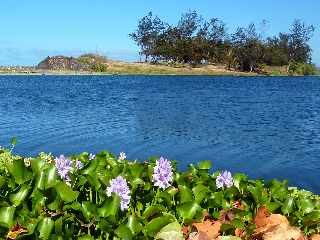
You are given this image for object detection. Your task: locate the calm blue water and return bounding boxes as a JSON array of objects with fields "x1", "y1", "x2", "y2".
[{"x1": 0, "y1": 75, "x2": 319, "y2": 192}]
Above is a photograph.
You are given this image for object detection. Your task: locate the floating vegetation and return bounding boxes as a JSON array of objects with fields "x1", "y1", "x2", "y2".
[{"x1": 0, "y1": 144, "x2": 319, "y2": 239}]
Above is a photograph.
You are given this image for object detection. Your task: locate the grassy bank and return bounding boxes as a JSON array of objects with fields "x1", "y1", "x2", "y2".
[
  {"x1": 1, "y1": 53, "x2": 318, "y2": 76},
  {"x1": 0, "y1": 143, "x2": 319, "y2": 239},
  {"x1": 0, "y1": 62, "x2": 257, "y2": 76}
]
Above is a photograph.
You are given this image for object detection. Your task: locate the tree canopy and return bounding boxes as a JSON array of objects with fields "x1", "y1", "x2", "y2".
[{"x1": 130, "y1": 11, "x2": 315, "y2": 72}]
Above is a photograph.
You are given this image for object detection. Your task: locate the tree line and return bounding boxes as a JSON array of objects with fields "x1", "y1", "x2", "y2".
[{"x1": 130, "y1": 11, "x2": 316, "y2": 73}]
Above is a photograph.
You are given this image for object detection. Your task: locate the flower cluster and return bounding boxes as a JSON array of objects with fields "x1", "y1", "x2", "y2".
[
  {"x1": 216, "y1": 170, "x2": 234, "y2": 189},
  {"x1": 89, "y1": 153, "x2": 95, "y2": 160},
  {"x1": 107, "y1": 176, "x2": 131, "y2": 211},
  {"x1": 24, "y1": 158, "x2": 32, "y2": 167},
  {"x1": 55, "y1": 155, "x2": 73, "y2": 183},
  {"x1": 118, "y1": 152, "x2": 126, "y2": 161},
  {"x1": 75, "y1": 160, "x2": 84, "y2": 169},
  {"x1": 152, "y1": 157, "x2": 173, "y2": 189},
  {"x1": 39, "y1": 152, "x2": 54, "y2": 164}
]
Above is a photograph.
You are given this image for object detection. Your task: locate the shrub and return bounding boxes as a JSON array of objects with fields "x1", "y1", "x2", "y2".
[
  {"x1": 289, "y1": 62, "x2": 317, "y2": 75},
  {"x1": 91, "y1": 63, "x2": 108, "y2": 72}
]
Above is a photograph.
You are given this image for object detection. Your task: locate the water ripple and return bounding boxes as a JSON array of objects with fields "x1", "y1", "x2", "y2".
[{"x1": 0, "y1": 75, "x2": 320, "y2": 192}]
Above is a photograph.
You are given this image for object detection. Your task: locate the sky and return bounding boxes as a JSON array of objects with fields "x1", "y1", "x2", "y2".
[{"x1": 0, "y1": 0, "x2": 319, "y2": 66}]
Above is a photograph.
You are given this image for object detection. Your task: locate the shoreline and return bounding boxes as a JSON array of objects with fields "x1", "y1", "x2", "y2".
[
  {"x1": 0, "y1": 70, "x2": 257, "y2": 76},
  {"x1": 0, "y1": 72, "x2": 318, "y2": 77}
]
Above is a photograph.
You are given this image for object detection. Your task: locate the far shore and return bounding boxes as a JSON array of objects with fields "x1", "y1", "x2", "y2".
[
  {"x1": 0, "y1": 62, "x2": 257, "y2": 76},
  {"x1": 0, "y1": 60, "x2": 318, "y2": 76}
]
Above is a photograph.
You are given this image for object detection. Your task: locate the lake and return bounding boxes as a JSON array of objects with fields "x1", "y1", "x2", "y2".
[{"x1": 0, "y1": 75, "x2": 319, "y2": 193}]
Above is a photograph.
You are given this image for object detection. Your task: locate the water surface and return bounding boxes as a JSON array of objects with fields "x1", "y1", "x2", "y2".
[{"x1": 0, "y1": 75, "x2": 319, "y2": 192}]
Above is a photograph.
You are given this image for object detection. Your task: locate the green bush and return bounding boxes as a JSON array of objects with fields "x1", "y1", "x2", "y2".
[
  {"x1": 91, "y1": 63, "x2": 108, "y2": 72},
  {"x1": 289, "y1": 62, "x2": 317, "y2": 76},
  {"x1": 0, "y1": 146, "x2": 319, "y2": 239}
]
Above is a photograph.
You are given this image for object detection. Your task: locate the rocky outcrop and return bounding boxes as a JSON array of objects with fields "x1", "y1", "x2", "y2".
[{"x1": 36, "y1": 56, "x2": 89, "y2": 71}]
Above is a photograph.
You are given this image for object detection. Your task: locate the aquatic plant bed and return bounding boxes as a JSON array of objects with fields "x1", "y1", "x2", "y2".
[{"x1": 0, "y1": 147, "x2": 319, "y2": 239}]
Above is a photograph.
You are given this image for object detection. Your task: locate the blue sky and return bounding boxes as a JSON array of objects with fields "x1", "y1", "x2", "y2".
[{"x1": 0, "y1": 0, "x2": 319, "y2": 66}]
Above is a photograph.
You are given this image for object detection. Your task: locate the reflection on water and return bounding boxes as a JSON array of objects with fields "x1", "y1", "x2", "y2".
[{"x1": 0, "y1": 75, "x2": 319, "y2": 192}]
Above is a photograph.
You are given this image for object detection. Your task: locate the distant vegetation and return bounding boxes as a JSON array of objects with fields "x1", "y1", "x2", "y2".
[
  {"x1": 34, "y1": 54, "x2": 255, "y2": 76},
  {"x1": 130, "y1": 11, "x2": 317, "y2": 75}
]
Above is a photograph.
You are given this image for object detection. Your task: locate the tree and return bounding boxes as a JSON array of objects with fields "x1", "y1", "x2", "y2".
[
  {"x1": 130, "y1": 11, "x2": 316, "y2": 73},
  {"x1": 264, "y1": 33, "x2": 290, "y2": 66},
  {"x1": 288, "y1": 19, "x2": 315, "y2": 63},
  {"x1": 129, "y1": 12, "x2": 166, "y2": 61},
  {"x1": 231, "y1": 24, "x2": 264, "y2": 72}
]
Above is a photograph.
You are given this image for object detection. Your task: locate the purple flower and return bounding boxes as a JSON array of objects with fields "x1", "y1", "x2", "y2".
[
  {"x1": 55, "y1": 155, "x2": 73, "y2": 182},
  {"x1": 75, "y1": 160, "x2": 83, "y2": 169},
  {"x1": 216, "y1": 170, "x2": 233, "y2": 189},
  {"x1": 89, "y1": 153, "x2": 95, "y2": 160},
  {"x1": 152, "y1": 157, "x2": 173, "y2": 189},
  {"x1": 106, "y1": 176, "x2": 131, "y2": 211}
]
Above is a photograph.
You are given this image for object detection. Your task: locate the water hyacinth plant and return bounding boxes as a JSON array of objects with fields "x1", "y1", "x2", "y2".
[
  {"x1": 0, "y1": 146, "x2": 319, "y2": 239},
  {"x1": 216, "y1": 170, "x2": 234, "y2": 189},
  {"x1": 106, "y1": 176, "x2": 131, "y2": 210},
  {"x1": 54, "y1": 154, "x2": 73, "y2": 182},
  {"x1": 152, "y1": 156, "x2": 173, "y2": 189}
]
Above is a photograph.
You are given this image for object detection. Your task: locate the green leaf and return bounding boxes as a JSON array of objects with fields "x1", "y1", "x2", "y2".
[
  {"x1": 266, "y1": 201, "x2": 281, "y2": 212},
  {"x1": 86, "y1": 175, "x2": 102, "y2": 191},
  {"x1": 281, "y1": 196, "x2": 294, "y2": 215},
  {"x1": 233, "y1": 173, "x2": 248, "y2": 192},
  {"x1": 145, "y1": 215, "x2": 175, "y2": 237},
  {"x1": 177, "y1": 201, "x2": 202, "y2": 222},
  {"x1": 128, "y1": 163, "x2": 145, "y2": 178},
  {"x1": 24, "y1": 216, "x2": 42, "y2": 235},
  {"x1": 126, "y1": 215, "x2": 143, "y2": 236},
  {"x1": 82, "y1": 201, "x2": 96, "y2": 221},
  {"x1": 36, "y1": 171, "x2": 46, "y2": 190},
  {"x1": 192, "y1": 184, "x2": 209, "y2": 203},
  {"x1": 115, "y1": 224, "x2": 133, "y2": 240},
  {"x1": 10, "y1": 184, "x2": 30, "y2": 206},
  {"x1": 38, "y1": 217, "x2": 54, "y2": 240},
  {"x1": 0, "y1": 206, "x2": 15, "y2": 228},
  {"x1": 302, "y1": 210, "x2": 320, "y2": 227},
  {"x1": 167, "y1": 187, "x2": 179, "y2": 196},
  {"x1": 45, "y1": 166, "x2": 58, "y2": 189},
  {"x1": 158, "y1": 191, "x2": 172, "y2": 206},
  {"x1": 178, "y1": 185, "x2": 193, "y2": 204},
  {"x1": 97, "y1": 194, "x2": 120, "y2": 218},
  {"x1": 297, "y1": 198, "x2": 314, "y2": 214},
  {"x1": 55, "y1": 182, "x2": 79, "y2": 203},
  {"x1": 155, "y1": 221, "x2": 184, "y2": 240},
  {"x1": 143, "y1": 205, "x2": 165, "y2": 219},
  {"x1": 0, "y1": 176, "x2": 5, "y2": 188},
  {"x1": 208, "y1": 191, "x2": 224, "y2": 208},
  {"x1": 268, "y1": 179, "x2": 288, "y2": 201},
  {"x1": 55, "y1": 217, "x2": 63, "y2": 235},
  {"x1": 31, "y1": 158, "x2": 46, "y2": 174},
  {"x1": 131, "y1": 177, "x2": 144, "y2": 189},
  {"x1": 248, "y1": 183, "x2": 269, "y2": 206},
  {"x1": 197, "y1": 160, "x2": 212, "y2": 170},
  {"x1": 8, "y1": 159, "x2": 32, "y2": 184}
]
